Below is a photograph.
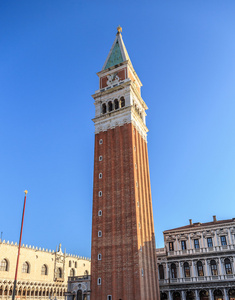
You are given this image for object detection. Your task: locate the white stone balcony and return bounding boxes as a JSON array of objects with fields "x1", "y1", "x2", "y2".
[
  {"x1": 159, "y1": 273, "x2": 235, "y2": 285},
  {"x1": 167, "y1": 244, "x2": 235, "y2": 256}
]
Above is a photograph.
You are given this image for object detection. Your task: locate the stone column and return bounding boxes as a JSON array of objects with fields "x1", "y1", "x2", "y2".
[
  {"x1": 195, "y1": 290, "x2": 200, "y2": 300},
  {"x1": 218, "y1": 257, "x2": 223, "y2": 276},
  {"x1": 165, "y1": 263, "x2": 169, "y2": 281},
  {"x1": 223, "y1": 288, "x2": 229, "y2": 300},
  {"x1": 231, "y1": 257, "x2": 235, "y2": 274},
  {"x1": 6, "y1": 287, "x2": 9, "y2": 300},
  {"x1": 214, "y1": 231, "x2": 219, "y2": 248},
  {"x1": 227, "y1": 228, "x2": 232, "y2": 245},
  {"x1": 175, "y1": 237, "x2": 180, "y2": 253},
  {"x1": 168, "y1": 291, "x2": 173, "y2": 300},
  {"x1": 178, "y1": 262, "x2": 183, "y2": 279},
  {"x1": 201, "y1": 233, "x2": 205, "y2": 249},
  {"x1": 192, "y1": 261, "x2": 197, "y2": 280},
  {"x1": 204, "y1": 259, "x2": 209, "y2": 278},
  {"x1": 181, "y1": 291, "x2": 186, "y2": 300},
  {"x1": 209, "y1": 289, "x2": 213, "y2": 300},
  {"x1": 188, "y1": 235, "x2": 192, "y2": 250}
]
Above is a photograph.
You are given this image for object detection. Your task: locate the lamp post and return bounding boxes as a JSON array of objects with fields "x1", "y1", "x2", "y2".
[{"x1": 12, "y1": 190, "x2": 28, "y2": 300}]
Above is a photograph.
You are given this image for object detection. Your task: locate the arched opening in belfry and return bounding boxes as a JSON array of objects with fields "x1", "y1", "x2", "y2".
[
  {"x1": 77, "y1": 289, "x2": 82, "y2": 300},
  {"x1": 120, "y1": 97, "x2": 125, "y2": 107},
  {"x1": 102, "y1": 103, "x2": 106, "y2": 114},
  {"x1": 108, "y1": 101, "x2": 113, "y2": 112},
  {"x1": 114, "y1": 99, "x2": 119, "y2": 109}
]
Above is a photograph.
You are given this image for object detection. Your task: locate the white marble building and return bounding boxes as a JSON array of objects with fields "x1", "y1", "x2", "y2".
[{"x1": 157, "y1": 216, "x2": 235, "y2": 300}]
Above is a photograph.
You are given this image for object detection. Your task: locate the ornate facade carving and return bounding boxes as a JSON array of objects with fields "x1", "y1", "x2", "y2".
[
  {"x1": 0, "y1": 241, "x2": 91, "y2": 300},
  {"x1": 157, "y1": 217, "x2": 235, "y2": 300}
]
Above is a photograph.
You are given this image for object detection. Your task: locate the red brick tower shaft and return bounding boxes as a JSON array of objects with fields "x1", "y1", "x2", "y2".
[{"x1": 91, "y1": 27, "x2": 160, "y2": 300}]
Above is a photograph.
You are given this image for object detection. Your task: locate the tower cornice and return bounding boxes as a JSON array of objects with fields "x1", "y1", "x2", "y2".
[{"x1": 97, "y1": 60, "x2": 143, "y2": 88}]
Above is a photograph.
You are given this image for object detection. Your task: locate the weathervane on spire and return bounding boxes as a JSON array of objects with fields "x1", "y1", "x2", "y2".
[{"x1": 117, "y1": 25, "x2": 122, "y2": 34}]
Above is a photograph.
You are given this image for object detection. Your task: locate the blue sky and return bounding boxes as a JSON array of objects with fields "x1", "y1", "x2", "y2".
[{"x1": 0, "y1": 0, "x2": 235, "y2": 257}]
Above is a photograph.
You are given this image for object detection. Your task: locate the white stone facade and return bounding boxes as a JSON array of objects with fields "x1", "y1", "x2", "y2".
[
  {"x1": 157, "y1": 216, "x2": 235, "y2": 300},
  {"x1": 0, "y1": 241, "x2": 90, "y2": 300},
  {"x1": 66, "y1": 275, "x2": 90, "y2": 300}
]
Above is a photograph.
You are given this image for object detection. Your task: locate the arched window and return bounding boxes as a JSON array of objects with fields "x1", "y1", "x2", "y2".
[
  {"x1": 0, "y1": 259, "x2": 8, "y2": 271},
  {"x1": 197, "y1": 261, "x2": 204, "y2": 277},
  {"x1": 158, "y1": 264, "x2": 164, "y2": 280},
  {"x1": 160, "y1": 292, "x2": 168, "y2": 300},
  {"x1": 228, "y1": 289, "x2": 235, "y2": 300},
  {"x1": 108, "y1": 101, "x2": 113, "y2": 112},
  {"x1": 214, "y1": 289, "x2": 223, "y2": 300},
  {"x1": 120, "y1": 97, "x2": 125, "y2": 107},
  {"x1": 114, "y1": 99, "x2": 119, "y2": 110},
  {"x1": 199, "y1": 290, "x2": 209, "y2": 300},
  {"x1": 56, "y1": 267, "x2": 62, "y2": 278},
  {"x1": 210, "y1": 260, "x2": 218, "y2": 276},
  {"x1": 69, "y1": 261, "x2": 71, "y2": 267},
  {"x1": 41, "y1": 264, "x2": 48, "y2": 275},
  {"x1": 224, "y1": 258, "x2": 232, "y2": 274},
  {"x1": 70, "y1": 268, "x2": 75, "y2": 276},
  {"x1": 173, "y1": 292, "x2": 181, "y2": 300},
  {"x1": 186, "y1": 291, "x2": 194, "y2": 300},
  {"x1": 84, "y1": 270, "x2": 88, "y2": 278},
  {"x1": 184, "y1": 262, "x2": 190, "y2": 277},
  {"x1": 171, "y1": 263, "x2": 177, "y2": 279},
  {"x1": 102, "y1": 103, "x2": 106, "y2": 114},
  {"x1": 75, "y1": 262, "x2": 77, "y2": 268},
  {"x1": 22, "y1": 262, "x2": 30, "y2": 273}
]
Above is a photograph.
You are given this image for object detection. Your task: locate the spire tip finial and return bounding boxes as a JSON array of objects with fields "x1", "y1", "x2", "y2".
[
  {"x1": 24, "y1": 190, "x2": 28, "y2": 195},
  {"x1": 117, "y1": 25, "x2": 122, "y2": 34}
]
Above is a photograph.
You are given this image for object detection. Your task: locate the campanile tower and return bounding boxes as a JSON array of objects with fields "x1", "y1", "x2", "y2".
[{"x1": 91, "y1": 27, "x2": 160, "y2": 300}]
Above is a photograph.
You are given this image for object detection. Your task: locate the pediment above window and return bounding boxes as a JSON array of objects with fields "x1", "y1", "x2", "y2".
[
  {"x1": 190, "y1": 232, "x2": 202, "y2": 239},
  {"x1": 230, "y1": 227, "x2": 235, "y2": 235},
  {"x1": 216, "y1": 228, "x2": 228, "y2": 236},
  {"x1": 165, "y1": 235, "x2": 176, "y2": 242},
  {"x1": 203, "y1": 230, "x2": 215, "y2": 238},
  {"x1": 177, "y1": 234, "x2": 188, "y2": 241}
]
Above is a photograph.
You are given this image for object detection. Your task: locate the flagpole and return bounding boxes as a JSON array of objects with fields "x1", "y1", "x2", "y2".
[{"x1": 12, "y1": 190, "x2": 28, "y2": 300}]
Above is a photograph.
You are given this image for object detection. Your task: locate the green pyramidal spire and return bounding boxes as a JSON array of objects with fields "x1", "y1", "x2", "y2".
[
  {"x1": 105, "y1": 40, "x2": 124, "y2": 69},
  {"x1": 102, "y1": 26, "x2": 132, "y2": 70}
]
